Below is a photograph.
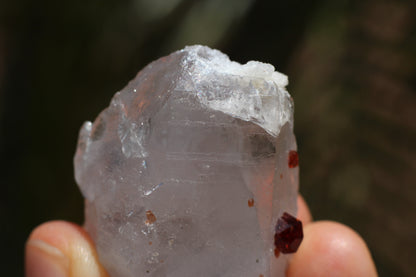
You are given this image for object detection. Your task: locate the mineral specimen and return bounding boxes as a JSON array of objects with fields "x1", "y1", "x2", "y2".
[{"x1": 74, "y1": 45, "x2": 301, "y2": 277}]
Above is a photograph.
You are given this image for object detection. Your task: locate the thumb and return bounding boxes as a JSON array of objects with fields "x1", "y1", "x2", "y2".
[{"x1": 25, "y1": 221, "x2": 109, "y2": 277}]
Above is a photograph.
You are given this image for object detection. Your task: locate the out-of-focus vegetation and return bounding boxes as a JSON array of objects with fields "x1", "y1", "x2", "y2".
[{"x1": 1, "y1": 0, "x2": 415, "y2": 276}]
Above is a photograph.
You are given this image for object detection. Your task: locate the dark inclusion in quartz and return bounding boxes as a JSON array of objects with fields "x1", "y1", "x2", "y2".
[
  {"x1": 274, "y1": 212, "x2": 303, "y2": 254},
  {"x1": 288, "y1": 150, "x2": 299, "y2": 168}
]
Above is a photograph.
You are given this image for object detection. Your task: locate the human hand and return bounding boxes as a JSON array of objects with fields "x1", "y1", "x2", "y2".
[{"x1": 25, "y1": 195, "x2": 378, "y2": 277}]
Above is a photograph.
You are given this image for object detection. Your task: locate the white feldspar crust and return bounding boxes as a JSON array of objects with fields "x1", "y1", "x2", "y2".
[
  {"x1": 74, "y1": 45, "x2": 298, "y2": 277},
  {"x1": 178, "y1": 45, "x2": 293, "y2": 137}
]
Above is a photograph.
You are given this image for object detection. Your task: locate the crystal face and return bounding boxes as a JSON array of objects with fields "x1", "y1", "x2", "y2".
[{"x1": 74, "y1": 45, "x2": 300, "y2": 277}]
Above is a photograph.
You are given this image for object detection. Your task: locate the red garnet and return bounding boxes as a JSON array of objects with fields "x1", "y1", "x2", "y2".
[
  {"x1": 288, "y1": 150, "x2": 299, "y2": 168},
  {"x1": 274, "y1": 212, "x2": 303, "y2": 254},
  {"x1": 248, "y1": 198, "x2": 255, "y2": 207}
]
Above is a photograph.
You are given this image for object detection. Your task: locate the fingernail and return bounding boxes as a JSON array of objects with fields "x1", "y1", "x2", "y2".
[{"x1": 26, "y1": 239, "x2": 69, "y2": 277}]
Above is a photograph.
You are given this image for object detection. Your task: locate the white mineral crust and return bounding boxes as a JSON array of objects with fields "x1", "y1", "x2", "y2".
[{"x1": 74, "y1": 45, "x2": 299, "y2": 277}]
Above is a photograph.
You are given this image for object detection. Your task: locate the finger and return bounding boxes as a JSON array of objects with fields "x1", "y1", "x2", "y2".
[
  {"x1": 287, "y1": 221, "x2": 378, "y2": 277},
  {"x1": 297, "y1": 194, "x2": 312, "y2": 225},
  {"x1": 25, "y1": 220, "x2": 109, "y2": 277}
]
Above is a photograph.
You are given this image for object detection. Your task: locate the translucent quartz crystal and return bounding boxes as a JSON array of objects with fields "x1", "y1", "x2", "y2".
[{"x1": 74, "y1": 45, "x2": 299, "y2": 277}]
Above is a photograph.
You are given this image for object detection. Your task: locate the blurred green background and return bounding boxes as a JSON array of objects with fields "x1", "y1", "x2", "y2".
[{"x1": 1, "y1": 0, "x2": 415, "y2": 276}]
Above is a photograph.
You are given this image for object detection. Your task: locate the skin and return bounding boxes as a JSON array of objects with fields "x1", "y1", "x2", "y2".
[{"x1": 25, "y1": 195, "x2": 378, "y2": 277}]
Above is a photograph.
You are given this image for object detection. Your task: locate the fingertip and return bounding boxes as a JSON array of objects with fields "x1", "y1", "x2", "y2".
[
  {"x1": 287, "y1": 221, "x2": 378, "y2": 277},
  {"x1": 26, "y1": 221, "x2": 108, "y2": 277}
]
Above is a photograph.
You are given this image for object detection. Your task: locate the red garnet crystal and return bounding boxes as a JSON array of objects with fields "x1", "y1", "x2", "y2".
[
  {"x1": 288, "y1": 150, "x2": 299, "y2": 168},
  {"x1": 274, "y1": 212, "x2": 303, "y2": 254}
]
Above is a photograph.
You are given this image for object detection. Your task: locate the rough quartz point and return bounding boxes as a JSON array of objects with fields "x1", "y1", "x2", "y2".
[{"x1": 74, "y1": 45, "x2": 300, "y2": 277}]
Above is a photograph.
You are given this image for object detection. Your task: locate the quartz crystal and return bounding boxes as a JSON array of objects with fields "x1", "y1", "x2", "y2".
[{"x1": 74, "y1": 45, "x2": 300, "y2": 277}]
